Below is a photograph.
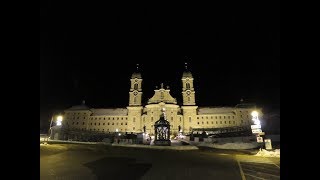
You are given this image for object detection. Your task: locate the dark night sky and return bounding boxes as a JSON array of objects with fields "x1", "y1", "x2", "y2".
[{"x1": 40, "y1": 1, "x2": 280, "y2": 130}]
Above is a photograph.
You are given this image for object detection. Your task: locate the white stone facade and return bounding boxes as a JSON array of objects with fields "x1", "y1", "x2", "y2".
[{"x1": 62, "y1": 68, "x2": 262, "y2": 135}]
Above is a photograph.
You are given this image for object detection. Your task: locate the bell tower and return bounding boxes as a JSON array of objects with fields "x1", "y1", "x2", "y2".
[
  {"x1": 182, "y1": 63, "x2": 196, "y2": 105},
  {"x1": 129, "y1": 64, "x2": 143, "y2": 106}
]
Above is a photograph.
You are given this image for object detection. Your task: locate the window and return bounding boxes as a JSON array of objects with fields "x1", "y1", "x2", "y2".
[
  {"x1": 117, "y1": 117, "x2": 119, "y2": 120},
  {"x1": 202, "y1": 122, "x2": 204, "y2": 124},
  {"x1": 76, "y1": 122, "x2": 79, "y2": 125},
  {"x1": 171, "y1": 117, "x2": 173, "y2": 121},
  {"x1": 225, "y1": 121, "x2": 227, "y2": 124},
  {"x1": 103, "y1": 129, "x2": 104, "y2": 131},
  {"x1": 121, "y1": 117, "x2": 123, "y2": 120},
  {"x1": 241, "y1": 115, "x2": 243, "y2": 118},
  {"x1": 215, "y1": 116, "x2": 217, "y2": 119},
  {"x1": 103, "y1": 123, "x2": 105, "y2": 125},
  {"x1": 219, "y1": 116, "x2": 221, "y2": 119},
  {"x1": 98, "y1": 123, "x2": 100, "y2": 125},
  {"x1": 91, "y1": 123, "x2": 92, "y2": 125},
  {"x1": 206, "y1": 117, "x2": 208, "y2": 119},
  {"x1": 220, "y1": 121, "x2": 222, "y2": 124},
  {"x1": 133, "y1": 118, "x2": 136, "y2": 122},
  {"x1": 113, "y1": 118, "x2": 115, "y2": 120},
  {"x1": 108, "y1": 123, "x2": 110, "y2": 125},
  {"x1": 207, "y1": 121, "x2": 209, "y2": 124},
  {"x1": 121, "y1": 123, "x2": 123, "y2": 125},
  {"x1": 133, "y1": 127, "x2": 135, "y2": 130},
  {"x1": 99, "y1": 118, "x2": 101, "y2": 120},
  {"x1": 186, "y1": 83, "x2": 190, "y2": 89},
  {"x1": 197, "y1": 117, "x2": 199, "y2": 119},
  {"x1": 125, "y1": 123, "x2": 127, "y2": 125},
  {"x1": 197, "y1": 122, "x2": 200, "y2": 125},
  {"x1": 211, "y1": 121, "x2": 213, "y2": 124},
  {"x1": 72, "y1": 122, "x2": 75, "y2": 125},
  {"x1": 84, "y1": 117, "x2": 86, "y2": 119},
  {"x1": 224, "y1": 116, "x2": 226, "y2": 119},
  {"x1": 94, "y1": 123, "x2": 96, "y2": 125},
  {"x1": 104, "y1": 118, "x2": 105, "y2": 120},
  {"x1": 95, "y1": 118, "x2": 97, "y2": 120},
  {"x1": 229, "y1": 121, "x2": 231, "y2": 124},
  {"x1": 151, "y1": 117, "x2": 153, "y2": 121},
  {"x1": 83, "y1": 122, "x2": 85, "y2": 125},
  {"x1": 134, "y1": 83, "x2": 138, "y2": 90},
  {"x1": 112, "y1": 123, "x2": 114, "y2": 125},
  {"x1": 228, "y1": 116, "x2": 230, "y2": 119},
  {"x1": 233, "y1": 116, "x2": 235, "y2": 119},
  {"x1": 189, "y1": 117, "x2": 191, "y2": 122},
  {"x1": 211, "y1": 116, "x2": 213, "y2": 119}
]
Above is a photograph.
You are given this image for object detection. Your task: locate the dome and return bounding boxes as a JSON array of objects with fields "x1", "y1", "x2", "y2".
[
  {"x1": 131, "y1": 64, "x2": 142, "y2": 79},
  {"x1": 182, "y1": 71, "x2": 193, "y2": 78},
  {"x1": 131, "y1": 72, "x2": 142, "y2": 79}
]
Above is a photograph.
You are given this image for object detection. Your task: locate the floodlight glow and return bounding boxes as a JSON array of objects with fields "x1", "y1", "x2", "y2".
[
  {"x1": 251, "y1": 111, "x2": 258, "y2": 117},
  {"x1": 56, "y1": 116, "x2": 63, "y2": 126}
]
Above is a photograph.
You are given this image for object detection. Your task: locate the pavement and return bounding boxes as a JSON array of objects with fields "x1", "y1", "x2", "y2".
[{"x1": 40, "y1": 143, "x2": 280, "y2": 180}]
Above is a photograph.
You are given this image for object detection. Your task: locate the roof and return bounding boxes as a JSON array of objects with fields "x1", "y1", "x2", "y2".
[
  {"x1": 235, "y1": 103, "x2": 256, "y2": 108},
  {"x1": 155, "y1": 114, "x2": 170, "y2": 126},
  {"x1": 67, "y1": 104, "x2": 90, "y2": 111},
  {"x1": 91, "y1": 108, "x2": 128, "y2": 116}
]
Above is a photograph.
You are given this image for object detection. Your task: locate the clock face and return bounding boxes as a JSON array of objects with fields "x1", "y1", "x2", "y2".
[
  {"x1": 186, "y1": 90, "x2": 191, "y2": 95},
  {"x1": 133, "y1": 91, "x2": 138, "y2": 96}
]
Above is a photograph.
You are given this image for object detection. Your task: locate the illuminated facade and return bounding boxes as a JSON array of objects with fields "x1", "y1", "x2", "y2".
[{"x1": 62, "y1": 65, "x2": 262, "y2": 136}]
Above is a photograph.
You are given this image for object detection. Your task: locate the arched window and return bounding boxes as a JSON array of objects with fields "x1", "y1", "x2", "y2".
[
  {"x1": 134, "y1": 83, "x2": 138, "y2": 90},
  {"x1": 186, "y1": 83, "x2": 190, "y2": 89}
]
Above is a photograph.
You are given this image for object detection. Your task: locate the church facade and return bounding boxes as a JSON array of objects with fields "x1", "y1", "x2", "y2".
[{"x1": 62, "y1": 65, "x2": 262, "y2": 136}]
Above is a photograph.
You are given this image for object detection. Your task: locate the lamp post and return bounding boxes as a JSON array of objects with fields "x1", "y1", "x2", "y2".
[{"x1": 49, "y1": 115, "x2": 63, "y2": 140}]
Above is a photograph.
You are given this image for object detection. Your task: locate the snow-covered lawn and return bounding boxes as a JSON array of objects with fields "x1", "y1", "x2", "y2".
[
  {"x1": 198, "y1": 142, "x2": 260, "y2": 150},
  {"x1": 255, "y1": 149, "x2": 280, "y2": 158}
]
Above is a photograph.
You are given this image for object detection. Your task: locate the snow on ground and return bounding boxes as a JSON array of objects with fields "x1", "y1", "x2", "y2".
[
  {"x1": 198, "y1": 142, "x2": 260, "y2": 150},
  {"x1": 112, "y1": 143, "x2": 198, "y2": 150},
  {"x1": 255, "y1": 149, "x2": 280, "y2": 158}
]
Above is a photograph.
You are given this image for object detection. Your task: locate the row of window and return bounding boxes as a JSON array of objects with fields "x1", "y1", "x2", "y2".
[
  {"x1": 197, "y1": 116, "x2": 236, "y2": 120},
  {"x1": 71, "y1": 122, "x2": 128, "y2": 126},
  {"x1": 197, "y1": 121, "x2": 236, "y2": 125},
  {"x1": 90, "y1": 117, "x2": 128, "y2": 120},
  {"x1": 67, "y1": 113, "x2": 87, "y2": 115}
]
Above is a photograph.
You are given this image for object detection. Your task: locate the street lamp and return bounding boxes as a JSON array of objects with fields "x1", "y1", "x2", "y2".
[
  {"x1": 56, "y1": 116, "x2": 63, "y2": 126},
  {"x1": 49, "y1": 114, "x2": 63, "y2": 140}
]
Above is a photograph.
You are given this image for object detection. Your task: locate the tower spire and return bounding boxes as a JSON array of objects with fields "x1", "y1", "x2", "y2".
[
  {"x1": 136, "y1": 64, "x2": 139, "y2": 71},
  {"x1": 185, "y1": 62, "x2": 188, "y2": 70}
]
